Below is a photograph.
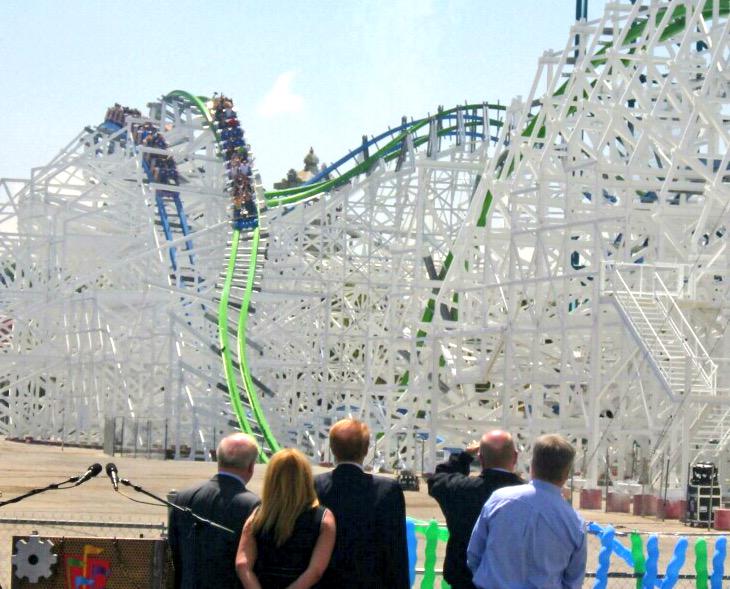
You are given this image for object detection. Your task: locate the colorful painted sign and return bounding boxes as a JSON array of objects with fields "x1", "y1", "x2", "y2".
[{"x1": 64, "y1": 544, "x2": 110, "y2": 589}]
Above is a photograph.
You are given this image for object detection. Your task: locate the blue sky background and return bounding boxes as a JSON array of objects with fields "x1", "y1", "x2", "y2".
[{"x1": 1, "y1": 0, "x2": 607, "y2": 188}]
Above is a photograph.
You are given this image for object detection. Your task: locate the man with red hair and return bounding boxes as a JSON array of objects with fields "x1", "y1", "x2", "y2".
[{"x1": 315, "y1": 418, "x2": 409, "y2": 588}]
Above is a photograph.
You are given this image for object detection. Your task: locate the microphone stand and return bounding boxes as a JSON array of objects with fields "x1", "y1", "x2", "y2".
[
  {"x1": 0, "y1": 475, "x2": 78, "y2": 508},
  {"x1": 120, "y1": 478, "x2": 234, "y2": 535}
]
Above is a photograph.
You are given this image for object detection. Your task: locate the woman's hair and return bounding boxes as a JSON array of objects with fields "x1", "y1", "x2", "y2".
[{"x1": 251, "y1": 448, "x2": 319, "y2": 547}]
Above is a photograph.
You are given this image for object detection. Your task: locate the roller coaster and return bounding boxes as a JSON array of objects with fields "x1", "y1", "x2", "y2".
[{"x1": 2, "y1": 0, "x2": 730, "y2": 490}]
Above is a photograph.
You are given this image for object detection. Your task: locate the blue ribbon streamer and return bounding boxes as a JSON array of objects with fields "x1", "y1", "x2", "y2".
[
  {"x1": 406, "y1": 517, "x2": 417, "y2": 588},
  {"x1": 593, "y1": 525, "x2": 615, "y2": 589},
  {"x1": 711, "y1": 536, "x2": 726, "y2": 589},
  {"x1": 643, "y1": 534, "x2": 659, "y2": 589},
  {"x1": 659, "y1": 537, "x2": 687, "y2": 589}
]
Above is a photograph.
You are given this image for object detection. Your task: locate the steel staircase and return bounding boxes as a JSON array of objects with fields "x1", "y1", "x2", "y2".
[
  {"x1": 603, "y1": 263, "x2": 716, "y2": 398},
  {"x1": 602, "y1": 263, "x2": 721, "y2": 482}
]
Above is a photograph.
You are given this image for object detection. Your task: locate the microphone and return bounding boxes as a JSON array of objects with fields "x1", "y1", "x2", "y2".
[
  {"x1": 105, "y1": 463, "x2": 120, "y2": 491},
  {"x1": 72, "y1": 463, "x2": 103, "y2": 487}
]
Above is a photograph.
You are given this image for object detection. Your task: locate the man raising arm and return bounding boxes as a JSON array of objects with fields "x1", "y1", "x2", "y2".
[
  {"x1": 467, "y1": 434, "x2": 586, "y2": 589},
  {"x1": 427, "y1": 430, "x2": 522, "y2": 589}
]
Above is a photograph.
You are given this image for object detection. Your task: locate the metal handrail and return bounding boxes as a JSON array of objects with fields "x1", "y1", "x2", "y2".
[
  {"x1": 601, "y1": 261, "x2": 686, "y2": 296},
  {"x1": 604, "y1": 263, "x2": 716, "y2": 395},
  {"x1": 610, "y1": 270, "x2": 675, "y2": 379},
  {"x1": 653, "y1": 273, "x2": 717, "y2": 392}
]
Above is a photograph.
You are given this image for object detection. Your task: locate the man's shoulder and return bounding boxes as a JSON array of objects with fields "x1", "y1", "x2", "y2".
[
  {"x1": 370, "y1": 474, "x2": 405, "y2": 507},
  {"x1": 174, "y1": 478, "x2": 212, "y2": 502},
  {"x1": 318, "y1": 464, "x2": 368, "y2": 484},
  {"x1": 371, "y1": 472, "x2": 402, "y2": 492},
  {"x1": 482, "y1": 469, "x2": 522, "y2": 483},
  {"x1": 370, "y1": 471, "x2": 394, "y2": 484},
  {"x1": 430, "y1": 468, "x2": 520, "y2": 492},
  {"x1": 314, "y1": 470, "x2": 333, "y2": 489},
  {"x1": 318, "y1": 467, "x2": 400, "y2": 494},
  {"x1": 480, "y1": 470, "x2": 522, "y2": 491},
  {"x1": 231, "y1": 487, "x2": 260, "y2": 509},
  {"x1": 315, "y1": 470, "x2": 333, "y2": 481},
  {"x1": 489, "y1": 481, "x2": 532, "y2": 503}
]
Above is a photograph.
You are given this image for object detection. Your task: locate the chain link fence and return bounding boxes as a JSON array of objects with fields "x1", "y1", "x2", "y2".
[
  {"x1": 1, "y1": 512, "x2": 726, "y2": 589},
  {"x1": 583, "y1": 573, "x2": 730, "y2": 588},
  {"x1": 0, "y1": 512, "x2": 166, "y2": 589}
]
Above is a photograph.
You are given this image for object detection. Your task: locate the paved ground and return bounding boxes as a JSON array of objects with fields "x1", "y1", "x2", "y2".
[{"x1": 0, "y1": 439, "x2": 720, "y2": 588}]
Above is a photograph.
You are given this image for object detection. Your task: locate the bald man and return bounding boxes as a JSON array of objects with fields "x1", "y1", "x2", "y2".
[
  {"x1": 168, "y1": 433, "x2": 260, "y2": 589},
  {"x1": 314, "y1": 419, "x2": 409, "y2": 589},
  {"x1": 427, "y1": 430, "x2": 522, "y2": 589}
]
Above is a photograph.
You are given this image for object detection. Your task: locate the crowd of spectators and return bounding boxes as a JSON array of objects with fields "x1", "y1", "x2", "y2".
[
  {"x1": 170, "y1": 419, "x2": 409, "y2": 589},
  {"x1": 168, "y1": 424, "x2": 585, "y2": 589},
  {"x1": 212, "y1": 95, "x2": 257, "y2": 229}
]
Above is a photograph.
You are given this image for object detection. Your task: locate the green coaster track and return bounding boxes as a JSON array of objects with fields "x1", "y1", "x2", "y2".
[
  {"x1": 163, "y1": 92, "x2": 504, "y2": 462},
  {"x1": 162, "y1": 0, "x2": 729, "y2": 463}
]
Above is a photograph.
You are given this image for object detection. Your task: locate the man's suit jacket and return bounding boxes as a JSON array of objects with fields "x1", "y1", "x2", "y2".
[
  {"x1": 168, "y1": 473, "x2": 260, "y2": 589},
  {"x1": 427, "y1": 452, "x2": 522, "y2": 589},
  {"x1": 315, "y1": 464, "x2": 409, "y2": 589}
]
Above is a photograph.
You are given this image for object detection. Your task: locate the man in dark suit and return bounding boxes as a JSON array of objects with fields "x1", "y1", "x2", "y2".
[
  {"x1": 168, "y1": 433, "x2": 260, "y2": 589},
  {"x1": 315, "y1": 419, "x2": 409, "y2": 589},
  {"x1": 427, "y1": 430, "x2": 522, "y2": 589}
]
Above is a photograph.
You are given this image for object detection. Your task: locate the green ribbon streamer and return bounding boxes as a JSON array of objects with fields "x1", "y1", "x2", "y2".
[
  {"x1": 631, "y1": 532, "x2": 645, "y2": 589},
  {"x1": 414, "y1": 519, "x2": 449, "y2": 589},
  {"x1": 695, "y1": 538, "x2": 708, "y2": 589}
]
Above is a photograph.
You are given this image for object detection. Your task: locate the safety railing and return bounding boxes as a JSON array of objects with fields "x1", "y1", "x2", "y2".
[
  {"x1": 652, "y1": 272, "x2": 716, "y2": 395},
  {"x1": 600, "y1": 261, "x2": 689, "y2": 298},
  {"x1": 3, "y1": 513, "x2": 728, "y2": 589},
  {"x1": 601, "y1": 262, "x2": 716, "y2": 397}
]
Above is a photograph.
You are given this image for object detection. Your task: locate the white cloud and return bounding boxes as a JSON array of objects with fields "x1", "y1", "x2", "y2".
[{"x1": 257, "y1": 71, "x2": 304, "y2": 118}]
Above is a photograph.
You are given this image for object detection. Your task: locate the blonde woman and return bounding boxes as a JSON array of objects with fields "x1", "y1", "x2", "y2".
[{"x1": 236, "y1": 449, "x2": 336, "y2": 589}]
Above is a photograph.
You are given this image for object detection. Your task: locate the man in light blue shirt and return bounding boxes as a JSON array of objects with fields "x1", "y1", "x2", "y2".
[{"x1": 467, "y1": 434, "x2": 586, "y2": 589}]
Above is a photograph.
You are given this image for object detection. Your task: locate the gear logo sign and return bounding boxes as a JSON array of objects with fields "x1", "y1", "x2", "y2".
[
  {"x1": 12, "y1": 536, "x2": 58, "y2": 583},
  {"x1": 64, "y1": 544, "x2": 110, "y2": 589}
]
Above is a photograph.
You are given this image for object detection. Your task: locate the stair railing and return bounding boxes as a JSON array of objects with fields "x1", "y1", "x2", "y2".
[
  {"x1": 652, "y1": 272, "x2": 717, "y2": 395},
  {"x1": 603, "y1": 266, "x2": 675, "y2": 386}
]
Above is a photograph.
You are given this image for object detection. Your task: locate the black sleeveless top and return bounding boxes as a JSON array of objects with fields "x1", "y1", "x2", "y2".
[{"x1": 254, "y1": 506, "x2": 326, "y2": 589}]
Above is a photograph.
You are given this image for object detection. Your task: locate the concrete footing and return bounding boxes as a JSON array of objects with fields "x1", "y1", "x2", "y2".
[
  {"x1": 580, "y1": 488, "x2": 602, "y2": 509},
  {"x1": 633, "y1": 494, "x2": 657, "y2": 516},
  {"x1": 714, "y1": 508, "x2": 730, "y2": 530},
  {"x1": 606, "y1": 492, "x2": 631, "y2": 513},
  {"x1": 657, "y1": 498, "x2": 686, "y2": 520}
]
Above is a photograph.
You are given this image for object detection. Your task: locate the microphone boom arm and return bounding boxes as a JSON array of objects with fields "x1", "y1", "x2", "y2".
[
  {"x1": 0, "y1": 475, "x2": 78, "y2": 508},
  {"x1": 120, "y1": 478, "x2": 234, "y2": 535}
]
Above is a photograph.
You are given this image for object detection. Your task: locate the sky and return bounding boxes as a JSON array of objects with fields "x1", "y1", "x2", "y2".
[{"x1": 1, "y1": 0, "x2": 608, "y2": 189}]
